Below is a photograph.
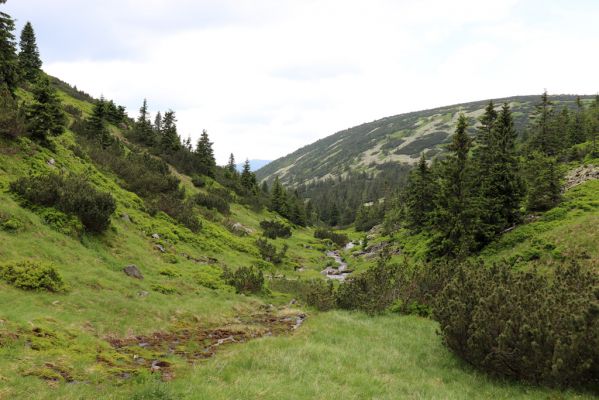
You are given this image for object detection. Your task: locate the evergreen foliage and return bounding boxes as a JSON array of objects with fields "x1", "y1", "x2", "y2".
[
  {"x1": 0, "y1": 7, "x2": 18, "y2": 94},
  {"x1": 524, "y1": 151, "x2": 562, "y2": 212},
  {"x1": 402, "y1": 154, "x2": 435, "y2": 232},
  {"x1": 84, "y1": 97, "x2": 113, "y2": 147},
  {"x1": 10, "y1": 173, "x2": 116, "y2": 233},
  {"x1": 435, "y1": 260, "x2": 598, "y2": 387},
  {"x1": 194, "y1": 129, "x2": 216, "y2": 177},
  {"x1": 25, "y1": 76, "x2": 67, "y2": 142},
  {"x1": 18, "y1": 22, "x2": 42, "y2": 82},
  {"x1": 473, "y1": 102, "x2": 524, "y2": 243},
  {"x1": 429, "y1": 114, "x2": 477, "y2": 258},
  {"x1": 0, "y1": 83, "x2": 25, "y2": 137}
]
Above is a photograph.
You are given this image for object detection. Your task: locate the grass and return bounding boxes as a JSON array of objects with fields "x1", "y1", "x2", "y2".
[
  {"x1": 1, "y1": 84, "x2": 597, "y2": 399},
  {"x1": 7, "y1": 312, "x2": 593, "y2": 399}
]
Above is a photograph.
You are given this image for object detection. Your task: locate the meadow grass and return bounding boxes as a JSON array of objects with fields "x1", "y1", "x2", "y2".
[{"x1": 12, "y1": 312, "x2": 594, "y2": 400}]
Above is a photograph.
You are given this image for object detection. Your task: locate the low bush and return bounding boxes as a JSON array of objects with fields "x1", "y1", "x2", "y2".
[
  {"x1": 314, "y1": 228, "x2": 349, "y2": 247},
  {"x1": 0, "y1": 261, "x2": 65, "y2": 292},
  {"x1": 260, "y1": 220, "x2": 291, "y2": 239},
  {"x1": 193, "y1": 192, "x2": 230, "y2": 215},
  {"x1": 256, "y1": 238, "x2": 288, "y2": 264},
  {"x1": 0, "y1": 212, "x2": 23, "y2": 232},
  {"x1": 151, "y1": 283, "x2": 179, "y2": 295},
  {"x1": 10, "y1": 173, "x2": 116, "y2": 233},
  {"x1": 191, "y1": 175, "x2": 206, "y2": 188},
  {"x1": 194, "y1": 266, "x2": 228, "y2": 290},
  {"x1": 222, "y1": 266, "x2": 264, "y2": 294},
  {"x1": 269, "y1": 277, "x2": 336, "y2": 311},
  {"x1": 336, "y1": 256, "x2": 405, "y2": 315},
  {"x1": 435, "y1": 260, "x2": 598, "y2": 388}
]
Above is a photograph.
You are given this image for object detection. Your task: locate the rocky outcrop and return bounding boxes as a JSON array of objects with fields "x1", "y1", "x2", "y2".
[
  {"x1": 564, "y1": 164, "x2": 598, "y2": 191},
  {"x1": 123, "y1": 265, "x2": 143, "y2": 280}
]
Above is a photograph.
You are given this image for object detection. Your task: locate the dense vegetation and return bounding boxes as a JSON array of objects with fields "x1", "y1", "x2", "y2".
[{"x1": 0, "y1": 1, "x2": 597, "y2": 398}]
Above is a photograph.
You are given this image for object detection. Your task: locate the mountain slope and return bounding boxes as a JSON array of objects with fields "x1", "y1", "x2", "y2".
[{"x1": 257, "y1": 95, "x2": 594, "y2": 185}]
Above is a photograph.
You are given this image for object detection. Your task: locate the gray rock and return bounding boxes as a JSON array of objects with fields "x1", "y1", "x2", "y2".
[
  {"x1": 154, "y1": 244, "x2": 166, "y2": 253},
  {"x1": 151, "y1": 233, "x2": 160, "y2": 239},
  {"x1": 123, "y1": 265, "x2": 143, "y2": 280},
  {"x1": 138, "y1": 291, "x2": 149, "y2": 297},
  {"x1": 121, "y1": 213, "x2": 131, "y2": 223},
  {"x1": 47, "y1": 158, "x2": 56, "y2": 167}
]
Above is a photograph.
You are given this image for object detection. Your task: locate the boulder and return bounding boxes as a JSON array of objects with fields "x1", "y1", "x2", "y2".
[
  {"x1": 123, "y1": 265, "x2": 143, "y2": 280},
  {"x1": 151, "y1": 233, "x2": 160, "y2": 239}
]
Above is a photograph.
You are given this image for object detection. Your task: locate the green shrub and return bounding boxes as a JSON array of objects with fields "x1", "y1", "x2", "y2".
[
  {"x1": 193, "y1": 192, "x2": 230, "y2": 215},
  {"x1": 255, "y1": 238, "x2": 288, "y2": 264},
  {"x1": 158, "y1": 268, "x2": 180, "y2": 278},
  {"x1": 194, "y1": 265, "x2": 228, "y2": 290},
  {"x1": 314, "y1": 228, "x2": 349, "y2": 247},
  {"x1": 10, "y1": 173, "x2": 116, "y2": 233},
  {"x1": 222, "y1": 266, "x2": 264, "y2": 294},
  {"x1": 260, "y1": 220, "x2": 291, "y2": 239},
  {"x1": 0, "y1": 212, "x2": 23, "y2": 232},
  {"x1": 151, "y1": 284, "x2": 179, "y2": 295},
  {"x1": 336, "y1": 256, "x2": 405, "y2": 315},
  {"x1": 0, "y1": 261, "x2": 65, "y2": 292},
  {"x1": 434, "y1": 260, "x2": 598, "y2": 388},
  {"x1": 191, "y1": 175, "x2": 206, "y2": 188},
  {"x1": 269, "y1": 277, "x2": 336, "y2": 311}
]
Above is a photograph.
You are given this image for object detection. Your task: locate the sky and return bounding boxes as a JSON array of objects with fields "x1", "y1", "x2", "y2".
[{"x1": 3, "y1": 0, "x2": 599, "y2": 164}]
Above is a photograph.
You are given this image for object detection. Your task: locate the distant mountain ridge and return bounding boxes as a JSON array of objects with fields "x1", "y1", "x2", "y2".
[{"x1": 256, "y1": 94, "x2": 594, "y2": 186}]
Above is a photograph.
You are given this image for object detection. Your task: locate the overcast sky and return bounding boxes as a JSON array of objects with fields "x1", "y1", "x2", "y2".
[{"x1": 4, "y1": 0, "x2": 599, "y2": 163}]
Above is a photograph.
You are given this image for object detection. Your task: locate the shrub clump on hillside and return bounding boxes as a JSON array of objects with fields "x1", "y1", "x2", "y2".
[
  {"x1": 0, "y1": 261, "x2": 65, "y2": 292},
  {"x1": 336, "y1": 256, "x2": 405, "y2": 315},
  {"x1": 260, "y1": 220, "x2": 291, "y2": 239},
  {"x1": 10, "y1": 173, "x2": 116, "y2": 233},
  {"x1": 435, "y1": 260, "x2": 598, "y2": 388},
  {"x1": 193, "y1": 192, "x2": 230, "y2": 215},
  {"x1": 222, "y1": 266, "x2": 264, "y2": 294},
  {"x1": 270, "y1": 277, "x2": 336, "y2": 311},
  {"x1": 255, "y1": 238, "x2": 288, "y2": 265},
  {"x1": 314, "y1": 228, "x2": 349, "y2": 247}
]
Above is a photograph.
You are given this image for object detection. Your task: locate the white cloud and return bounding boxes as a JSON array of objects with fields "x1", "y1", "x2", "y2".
[{"x1": 21, "y1": 0, "x2": 597, "y2": 163}]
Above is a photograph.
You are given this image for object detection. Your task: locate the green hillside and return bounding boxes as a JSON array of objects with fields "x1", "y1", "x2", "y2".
[
  {"x1": 257, "y1": 95, "x2": 594, "y2": 186},
  {"x1": 1, "y1": 7, "x2": 598, "y2": 398}
]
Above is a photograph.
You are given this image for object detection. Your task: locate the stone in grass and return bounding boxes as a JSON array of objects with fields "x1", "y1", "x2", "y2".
[
  {"x1": 151, "y1": 233, "x2": 160, "y2": 239},
  {"x1": 123, "y1": 265, "x2": 143, "y2": 280}
]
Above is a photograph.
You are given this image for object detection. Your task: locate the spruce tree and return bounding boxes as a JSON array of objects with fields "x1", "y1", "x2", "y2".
[
  {"x1": 240, "y1": 159, "x2": 256, "y2": 191},
  {"x1": 0, "y1": 7, "x2": 18, "y2": 94},
  {"x1": 270, "y1": 176, "x2": 286, "y2": 214},
  {"x1": 18, "y1": 22, "x2": 42, "y2": 82},
  {"x1": 194, "y1": 129, "x2": 216, "y2": 177},
  {"x1": 87, "y1": 97, "x2": 113, "y2": 148},
  {"x1": 25, "y1": 76, "x2": 66, "y2": 142},
  {"x1": 153, "y1": 110, "x2": 162, "y2": 133},
  {"x1": 403, "y1": 153, "x2": 434, "y2": 232},
  {"x1": 429, "y1": 114, "x2": 477, "y2": 258},
  {"x1": 226, "y1": 153, "x2": 237, "y2": 178},
  {"x1": 570, "y1": 96, "x2": 587, "y2": 145},
  {"x1": 134, "y1": 99, "x2": 155, "y2": 146},
  {"x1": 159, "y1": 110, "x2": 180, "y2": 152},
  {"x1": 0, "y1": 83, "x2": 25, "y2": 137},
  {"x1": 528, "y1": 91, "x2": 560, "y2": 156},
  {"x1": 474, "y1": 103, "x2": 524, "y2": 243},
  {"x1": 524, "y1": 151, "x2": 561, "y2": 211}
]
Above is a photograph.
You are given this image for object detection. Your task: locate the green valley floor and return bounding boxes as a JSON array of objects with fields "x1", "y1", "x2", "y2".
[{"x1": 5, "y1": 312, "x2": 594, "y2": 400}]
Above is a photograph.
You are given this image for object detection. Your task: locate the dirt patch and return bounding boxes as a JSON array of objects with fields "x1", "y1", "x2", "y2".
[{"x1": 103, "y1": 310, "x2": 306, "y2": 381}]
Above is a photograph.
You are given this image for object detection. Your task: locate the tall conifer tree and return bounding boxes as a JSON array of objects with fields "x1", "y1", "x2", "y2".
[
  {"x1": 18, "y1": 22, "x2": 42, "y2": 82},
  {"x1": 25, "y1": 76, "x2": 66, "y2": 142},
  {"x1": 403, "y1": 153, "x2": 434, "y2": 232},
  {"x1": 430, "y1": 114, "x2": 477, "y2": 258},
  {"x1": 0, "y1": 5, "x2": 18, "y2": 93},
  {"x1": 160, "y1": 110, "x2": 180, "y2": 152},
  {"x1": 195, "y1": 129, "x2": 216, "y2": 176}
]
